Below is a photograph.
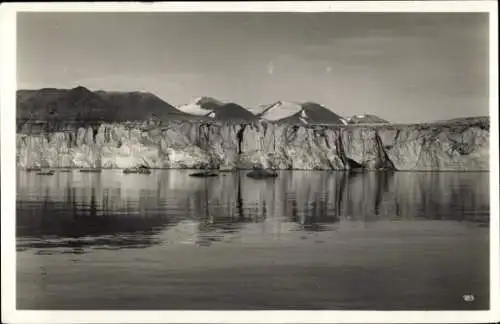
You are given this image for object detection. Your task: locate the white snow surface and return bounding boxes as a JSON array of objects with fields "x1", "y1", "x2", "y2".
[
  {"x1": 177, "y1": 103, "x2": 212, "y2": 116},
  {"x1": 177, "y1": 96, "x2": 224, "y2": 116},
  {"x1": 259, "y1": 101, "x2": 303, "y2": 121},
  {"x1": 298, "y1": 117, "x2": 308, "y2": 125},
  {"x1": 247, "y1": 105, "x2": 269, "y2": 115}
]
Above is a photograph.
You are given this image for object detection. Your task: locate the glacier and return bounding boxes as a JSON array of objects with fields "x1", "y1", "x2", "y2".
[{"x1": 16, "y1": 118, "x2": 489, "y2": 171}]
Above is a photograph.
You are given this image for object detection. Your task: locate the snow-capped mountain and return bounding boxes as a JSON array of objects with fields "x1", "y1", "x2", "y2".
[
  {"x1": 177, "y1": 97, "x2": 224, "y2": 116},
  {"x1": 178, "y1": 97, "x2": 257, "y2": 121},
  {"x1": 257, "y1": 101, "x2": 348, "y2": 125},
  {"x1": 348, "y1": 114, "x2": 389, "y2": 124},
  {"x1": 257, "y1": 101, "x2": 303, "y2": 121}
]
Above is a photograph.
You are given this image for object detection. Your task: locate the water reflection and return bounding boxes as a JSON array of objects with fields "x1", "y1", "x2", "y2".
[{"x1": 16, "y1": 170, "x2": 489, "y2": 252}]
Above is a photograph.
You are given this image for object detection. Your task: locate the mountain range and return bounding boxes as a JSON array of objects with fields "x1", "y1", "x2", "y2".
[{"x1": 16, "y1": 86, "x2": 388, "y2": 125}]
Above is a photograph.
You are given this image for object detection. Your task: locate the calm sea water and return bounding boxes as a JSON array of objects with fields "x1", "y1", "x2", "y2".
[{"x1": 16, "y1": 170, "x2": 490, "y2": 310}]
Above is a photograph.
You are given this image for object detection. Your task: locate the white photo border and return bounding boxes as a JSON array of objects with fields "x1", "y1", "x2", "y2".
[{"x1": 1, "y1": 1, "x2": 498, "y2": 323}]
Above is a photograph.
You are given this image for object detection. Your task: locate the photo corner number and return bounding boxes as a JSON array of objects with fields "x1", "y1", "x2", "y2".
[{"x1": 463, "y1": 294, "x2": 475, "y2": 302}]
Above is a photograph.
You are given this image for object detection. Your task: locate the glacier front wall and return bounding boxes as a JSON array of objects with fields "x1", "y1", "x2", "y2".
[{"x1": 16, "y1": 120, "x2": 489, "y2": 171}]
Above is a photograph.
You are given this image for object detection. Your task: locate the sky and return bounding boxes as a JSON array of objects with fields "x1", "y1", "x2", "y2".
[{"x1": 17, "y1": 12, "x2": 489, "y2": 123}]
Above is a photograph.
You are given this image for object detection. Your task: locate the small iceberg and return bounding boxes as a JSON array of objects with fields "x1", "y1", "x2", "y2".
[
  {"x1": 189, "y1": 171, "x2": 219, "y2": 178},
  {"x1": 246, "y1": 168, "x2": 278, "y2": 179},
  {"x1": 36, "y1": 170, "x2": 55, "y2": 176},
  {"x1": 123, "y1": 166, "x2": 151, "y2": 174},
  {"x1": 79, "y1": 169, "x2": 102, "y2": 173}
]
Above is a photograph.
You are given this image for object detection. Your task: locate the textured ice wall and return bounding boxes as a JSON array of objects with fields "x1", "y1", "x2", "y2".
[{"x1": 16, "y1": 119, "x2": 489, "y2": 171}]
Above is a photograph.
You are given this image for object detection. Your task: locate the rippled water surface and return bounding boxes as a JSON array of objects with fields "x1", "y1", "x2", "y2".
[{"x1": 16, "y1": 170, "x2": 490, "y2": 310}]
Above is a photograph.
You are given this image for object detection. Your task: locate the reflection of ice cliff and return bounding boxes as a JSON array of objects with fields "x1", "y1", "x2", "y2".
[
  {"x1": 17, "y1": 170, "x2": 489, "y2": 222},
  {"x1": 17, "y1": 170, "x2": 489, "y2": 250}
]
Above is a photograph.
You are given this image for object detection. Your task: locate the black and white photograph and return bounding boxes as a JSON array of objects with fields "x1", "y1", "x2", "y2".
[{"x1": 1, "y1": 1, "x2": 499, "y2": 323}]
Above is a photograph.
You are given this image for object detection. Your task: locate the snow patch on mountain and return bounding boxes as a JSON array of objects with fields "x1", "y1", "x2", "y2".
[
  {"x1": 299, "y1": 117, "x2": 308, "y2": 125},
  {"x1": 247, "y1": 105, "x2": 269, "y2": 115},
  {"x1": 258, "y1": 101, "x2": 303, "y2": 121},
  {"x1": 178, "y1": 96, "x2": 257, "y2": 121},
  {"x1": 177, "y1": 97, "x2": 224, "y2": 116},
  {"x1": 349, "y1": 114, "x2": 389, "y2": 124},
  {"x1": 177, "y1": 103, "x2": 212, "y2": 116}
]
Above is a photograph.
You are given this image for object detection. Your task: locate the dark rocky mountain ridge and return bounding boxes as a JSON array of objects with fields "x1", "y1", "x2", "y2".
[{"x1": 17, "y1": 86, "x2": 191, "y2": 123}]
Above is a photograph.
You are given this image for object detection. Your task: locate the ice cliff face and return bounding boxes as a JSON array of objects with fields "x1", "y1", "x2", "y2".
[{"x1": 16, "y1": 118, "x2": 489, "y2": 171}]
